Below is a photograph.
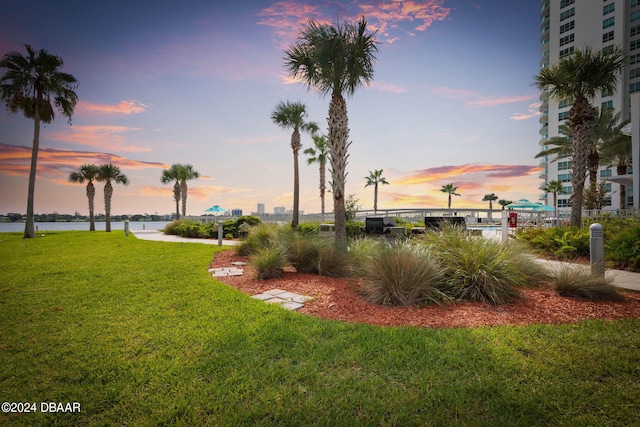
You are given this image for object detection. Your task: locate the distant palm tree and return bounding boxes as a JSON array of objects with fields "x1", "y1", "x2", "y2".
[
  {"x1": 440, "y1": 183, "x2": 461, "y2": 212},
  {"x1": 482, "y1": 193, "x2": 498, "y2": 220},
  {"x1": 534, "y1": 46, "x2": 625, "y2": 226},
  {"x1": 161, "y1": 164, "x2": 184, "y2": 219},
  {"x1": 285, "y1": 17, "x2": 379, "y2": 243},
  {"x1": 0, "y1": 44, "x2": 78, "y2": 238},
  {"x1": 271, "y1": 101, "x2": 318, "y2": 228},
  {"x1": 304, "y1": 134, "x2": 329, "y2": 215},
  {"x1": 97, "y1": 164, "x2": 129, "y2": 232},
  {"x1": 166, "y1": 164, "x2": 199, "y2": 219},
  {"x1": 498, "y1": 199, "x2": 513, "y2": 210},
  {"x1": 364, "y1": 169, "x2": 389, "y2": 214},
  {"x1": 68, "y1": 164, "x2": 100, "y2": 231},
  {"x1": 542, "y1": 180, "x2": 565, "y2": 223}
]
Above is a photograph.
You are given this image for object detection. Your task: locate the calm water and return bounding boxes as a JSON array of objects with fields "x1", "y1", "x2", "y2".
[{"x1": 0, "y1": 221, "x2": 171, "y2": 233}]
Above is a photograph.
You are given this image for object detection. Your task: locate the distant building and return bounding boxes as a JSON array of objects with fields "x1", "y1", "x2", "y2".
[
  {"x1": 257, "y1": 203, "x2": 265, "y2": 214},
  {"x1": 274, "y1": 206, "x2": 286, "y2": 214},
  {"x1": 231, "y1": 209, "x2": 243, "y2": 216},
  {"x1": 538, "y1": 0, "x2": 635, "y2": 211}
]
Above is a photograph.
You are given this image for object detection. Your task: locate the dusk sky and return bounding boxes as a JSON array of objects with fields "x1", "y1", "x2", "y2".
[{"x1": 0, "y1": 0, "x2": 544, "y2": 217}]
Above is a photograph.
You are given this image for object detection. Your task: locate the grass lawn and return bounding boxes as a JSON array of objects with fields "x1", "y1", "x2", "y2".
[{"x1": 1, "y1": 231, "x2": 639, "y2": 426}]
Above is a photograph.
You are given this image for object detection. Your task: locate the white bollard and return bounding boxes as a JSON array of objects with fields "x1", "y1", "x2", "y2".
[
  {"x1": 590, "y1": 223, "x2": 604, "y2": 277},
  {"x1": 501, "y1": 210, "x2": 508, "y2": 242},
  {"x1": 124, "y1": 220, "x2": 129, "y2": 237}
]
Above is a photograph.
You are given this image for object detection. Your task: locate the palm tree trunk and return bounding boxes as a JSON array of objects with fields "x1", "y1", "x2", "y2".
[
  {"x1": 24, "y1": 89, "x2": 42, "y2": 239},
  {"x1": 104, "y1": 180, "x2": 113, "y2": 233},
  {"x1": 328, "y1": 91, "x2": 350, "y2": 244},
  {"x1": 553, "y1": 191, "x2": 558, "y2": 224},
  {"x1": 291, "y1": 129, "x2": 301, "y2": 228},
  {"x1": 319, "y1": 163, "x2": 326, "y2": 215},
  {"x1": 173, "y1": 182, "x2": 181, "y2": 219},
  {"x1": 585, "y1": 150, "x2": 600, "y2": 210},
  {"x1": 568, "y1": 98, "x2": 595, "y2": 227},
  {"x1": 87, "y1": 181, "x2": 95, "y2": 231},
  {"x1": 180, "y1": 180, "x2": 188, "y2": 218},
  {"x1": 373, "y1": 182, "x2": 378, "y2": 214}
]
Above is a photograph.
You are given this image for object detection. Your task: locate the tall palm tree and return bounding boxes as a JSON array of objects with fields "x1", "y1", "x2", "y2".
[
  {"x1": 68, "y1": 164, "x2": 100, "y2": 231},
  {"x1": 542, "y1": 180, "x2": 565, "y2": 223},
  {"x1": 440, "y1": 183, "x2": 461, "y2": 212},
  {"x1": 166, "y1": 164, "x2": 199, "y2": 218},
  {"x1": 364, "y1": 169, "x2": 389, "y2": 214},
  {"x1": 0, "y1": 44, "x2": 78, "y2": 238},
  {"x1": 304, "y1": 134, "x2": 329, "y2": 215},
  {"x1": 482, "y1": 193, "x2": 498, "y2": 220},
  {"x1": 285, "y1": 17, "x2": 379, "y2": 243},
  {"x1": 534, "y1": 46, "x2": 625, "y2": 226},
  {"x1": 161, "y1": 164, "x2": 183, "y2": 219},
  {"x1": 97, "y1": 164, "x2": 129, "y2": 232},
  {"x1": 271, "y1": 101, "x2": 318, "y2": 228}
]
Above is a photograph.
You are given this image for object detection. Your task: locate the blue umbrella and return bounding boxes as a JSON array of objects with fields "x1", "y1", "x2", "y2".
[
  {"x1": 205, "y1": 205, "x2": 227, "y2": 213},
  {"x1": 507, "y1": 199, "x2": 540, "y2": 209},
  {"x1": 532, "y1": 202, "x2": 554, "y2": 211}
]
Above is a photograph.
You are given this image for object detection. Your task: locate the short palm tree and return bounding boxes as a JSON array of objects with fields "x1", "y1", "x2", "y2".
[
  {"x1": 285, "y1": 17, "x2": 379, "y2": 243},
  {"x1": 534, "y1": 46, "x2": 625, "y2": 226},
  {"x1": 161, "y1": 164, "x2": 184, "y2": 219},
  {"x1": 271, "y1": 101, "x2": 318, "y2": 228},
  {"x1": 0, "y1": 44, "x2": 78, "y2": 238},
  {"x1": 542, "y1": 180, "x2": 565, "y2": 222},
  {"x1": 482, "y1": 193, "x2": 498, "y2": 220},
  {"x1": 97, "y1": 164, "x2": 129, "y2": 232},
  {"x1": 498, "y1": 199, "x2": 513, "y2": 210},
  {"x1": 599, "y1": 117, "x2": 632, "y2": 210},
  {"x1": 304, "y1": 134, "x2": 329, "y2": 215},
  {"x1": 364, "y1": 169, "x2": 389, "y2": 214},
  {"x1": 440, "y1": 183, "x2": 461, "y2": 212},
  {"x1": 68, "y1": 164, "x2": 100, "y2": 231}
]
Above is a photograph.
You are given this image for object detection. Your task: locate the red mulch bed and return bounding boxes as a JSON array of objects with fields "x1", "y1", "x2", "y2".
[{"x1": 210, "y1": 250, "x2": 640, "y2": 329}]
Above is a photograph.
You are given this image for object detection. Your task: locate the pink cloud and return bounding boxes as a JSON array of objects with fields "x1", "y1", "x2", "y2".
[
  {"x1": 78, "y1": 100, "x2": 148, "y2": 115},
  {"x1": 48, "y1": 125, "x2": 150, "y2": 153}
]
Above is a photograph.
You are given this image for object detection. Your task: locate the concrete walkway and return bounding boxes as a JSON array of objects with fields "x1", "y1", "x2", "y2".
[{"x1": 130, "y1": 229, "x2": 237, "y2": 245}]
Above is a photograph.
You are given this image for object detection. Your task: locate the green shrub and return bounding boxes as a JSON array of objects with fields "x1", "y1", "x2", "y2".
[
  {"x1": 235, "y1": 223, "x2": 279, "y2": 256},
  {"x1": 296, "y1": 222, "x2": 319, "y2": 235},
  {"x1": 251, "y1": 247, "x2": 287, "y2": 280},
  {"x1": 317, "y1": 244, "x2": 351, "y2": 278},
  {"x1": 423, "y1": 226, "x2": 544, "y2": 305},
  {"x1": 162, "y1": 219, "x2": 186, "y2": 235},
  {"x1": 174, "y1": 220, "x2": 205, "y2": 238},
  {"x1": 517, "y1": 226, "x2": 590, "y2": 259},
  {"x1": 360, "y1": 241, "x2": 448, "y2": 306},
  {"x1": 551, "y1": 266, "x2": 624, "y2": 301},
  {"x1": 606, "y1": 225, "x2": 640, "y2": 271},
  {"x1": 346, "y1": 221, "x2": 365, "y2": 239}
]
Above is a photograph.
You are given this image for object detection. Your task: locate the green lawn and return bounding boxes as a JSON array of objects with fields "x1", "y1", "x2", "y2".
[{"x1": 1, "y1": 231, "x2": 639, "y2": 426}]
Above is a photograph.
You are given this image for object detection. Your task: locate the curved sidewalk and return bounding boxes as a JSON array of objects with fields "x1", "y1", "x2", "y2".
[
  {"x1": 535, "y1": 259, "x2": 640, "y2": 292},
  {"x1": 131, "y1": 229, "x2": 237, "y2": 246}
]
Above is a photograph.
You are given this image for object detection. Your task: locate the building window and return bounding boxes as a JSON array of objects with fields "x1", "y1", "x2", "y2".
[
  {"x1": 558, "y1": 199, "x2": 570, "y2": 207},
  {"x1": 604, "y1": 183, "x2": 612, "y2": 192},
  {"x1": 602, "y1": 45, "x2": 614, "y2": 55},
  {"x1": 601, "y1": 169, "x2": 613, "y2": 177},
  {"x1": 603, "y1": 31, "x2": 614, "y2": 43},
  {"x1": 603, "y1": 17, "x2": 615, "y2": 29},
  {"x1": 603, "y1": 3, "x2": 615, "y2": 15},
  {"x1": 562, "y1": 186, "x2": 572, "y2": 195},
  {"x1": 558, "y1": 161, "x2": 573, "y2": 171},
  {"x1": 560, "y1": 0, "x2": 575, "y2": 7},
  {"x1": 560, "y1": 34, "x2": 575, "y2": 46},
  {"x1": 559, "y1": 99, "x2": 573, "y2": 109},
  {"x1": 602, "y1": 100, "x2": 613, "y2": 109},
  {"x1": 634, "y1": 0, "x2": 640, "y2": 7},
  {"x1": 558, "y1": 111, "x2": 569, "y2": 121},
  {"x1": 561, "y1": 8, "x2": 575, "y2": 22},
  {"x1": 631, "y1": 53, "x2": 640, "y2": 65},
  {"x1": 632, "y1": 68, "x2": 640, "y2": 79},
  {"x1": 633, "y1": 11, "x2": 640, "y2": 23},
  {"x1": 632, "y1": 39, "x2": 640, "y2": 51},
  {"x1": 560, "y1": 47, "x2": 575, "y2": 58},
  {"x1": 631, "y1": 82, "x2": 640, "y2": 93},
  {"x1": 633, "y1": 26, "x2": 640, "y2": 37},
  {"x1": 560, "y1": 21, "x2": 575, "y2": 34},
  {"x1": 558, "y1": 173, "x2": 573, "y2": 183}
]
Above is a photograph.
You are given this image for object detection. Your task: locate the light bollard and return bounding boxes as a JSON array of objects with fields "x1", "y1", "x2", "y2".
[
  {"x1": 124, "y1": 220, "x2": 129, "y2": 237},
  {"x1": 218, "y1": 220, "x2": 223, "y2": 247},
  {"x1": 501, "y1": 210, "x2": 508, "y2": 242},
  {"x1": 590, "y1": 223, "x2": 604, "y2": 277}
]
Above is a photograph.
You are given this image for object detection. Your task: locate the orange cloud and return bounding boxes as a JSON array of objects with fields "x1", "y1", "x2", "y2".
[
  {"x1": 395, "y1": 164, "x2": 541, "y2": 186},
  {"x1": 466, "y1": 94, "x2": 538, "y2": 108},
  {"x1": 48, "y1": 125, "x2": 151, "y2": 152},
  {"x1": 371, "y1": 81, "x2": 409, "y2": 93},
  {"x1": 78, "y1": 100, "x2": 148, "y2": 115},
  {"x1": 140, "y1": 184, "x2": 254, "y2": 200},
  {"x1": 511, "y1": 102, "x2": 543, "y2": 121}
]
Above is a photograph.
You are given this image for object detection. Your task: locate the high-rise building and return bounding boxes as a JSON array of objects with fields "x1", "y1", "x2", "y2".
[
  {"x1": 256, "y1": 203, "x2": 265, "y2": 215},
  {"x1": 538, "y1": 0, "x2": 636, "y2": 213}
]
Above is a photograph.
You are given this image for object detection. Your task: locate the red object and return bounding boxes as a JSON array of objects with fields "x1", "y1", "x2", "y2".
[{"x1": 508, "y1": 212, "x2": 518, "y2": 228}]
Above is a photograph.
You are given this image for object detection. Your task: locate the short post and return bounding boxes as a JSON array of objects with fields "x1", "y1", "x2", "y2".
[
  {"x1": 590, "y1": 223, "x2": 604, "y2": 277},
  {"x1": 124, "y1": 220, "x2": 129, "y2": 237},
  {"x1": 501, "y1": 210, "x2": 508, "y2": 242},
  {"x1": 218, "y1": 220, "x2": 223, "y2": 247}
]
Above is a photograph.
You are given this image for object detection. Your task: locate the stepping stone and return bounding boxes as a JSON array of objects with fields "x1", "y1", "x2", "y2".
[
  {"x1": 209, "y1": 267, "x2": 244, "y2": 277},
  {"x1": 281, "y1": 301, "x2": 305, "y2": 310},
  {"x1": 251, "y1": 289, "x2": 313, "y2": 311},
  {"x1": 230, "y1": 261, "x2": 248, "y2": 266}
]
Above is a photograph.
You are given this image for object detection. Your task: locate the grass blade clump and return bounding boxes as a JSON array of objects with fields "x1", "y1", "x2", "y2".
[
  {"x1": 551, "y1": 266, "x2": 624, "y2": 301},
  {"x1": 423, "y1": 225, "x2": 543, "y2": 305},
  {"x1": 236, "y1": 223, "x2": 279, "y2": 256},
  {"x1": 286, "y1": 234, "x2": 320, "y2": 274},
  {"x1": 348, "y1": 237, "x2": 384, "y2": 277},
  {"x1": 317, "y1": 243, "x2": 351, "y2": 278},
  {"x1": 251, "y1": 246, "x2": 287, "y2": 280},
  {"x1": 360, "y1": 241, "x2": 448, "y2": 306}
]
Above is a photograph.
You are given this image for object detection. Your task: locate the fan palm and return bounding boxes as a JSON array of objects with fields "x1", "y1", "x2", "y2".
[
  {"x1": 541, "y1": 180, "x2": 565, "y2": 222},
  {"x1": 285, "y1": 17, "x2": 379, "y2": 243},
  {"x1": 271, "y1": 101, "x2": 318, "y2": 228},
  {"x1": 161, "y1": 164, "x2": 185, "y2": 219},
  {"x1": 534, "y1": 46, "x2": 625, "y2": 226},
  {"x1": 482, "y1": 193, "x2": 498, "y2": 220},
  {"x1": 304, "y1": 134, "x2": 329, "y2": 215},
  {"x1": 599, "y1": 115, "x2": 632, "y2": 210},
  {"x1": 364, "y1": 169, "x2": 389, "y2": 214},
  {"x1": 440, "y1": 183, "x2": 461, "y2": 212},
  {"x1": 498, "y1": 199, "x2": 513, "y2": 210},
  {"x1": 0, "y1": 44, "x2": 78, "y2": 238},
  {"x1": 97, "y1": 164, "x2": 129, "y2": 232},
  {"x1": 68, "y1": 164, "x2": 100, "y2": 231}
]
